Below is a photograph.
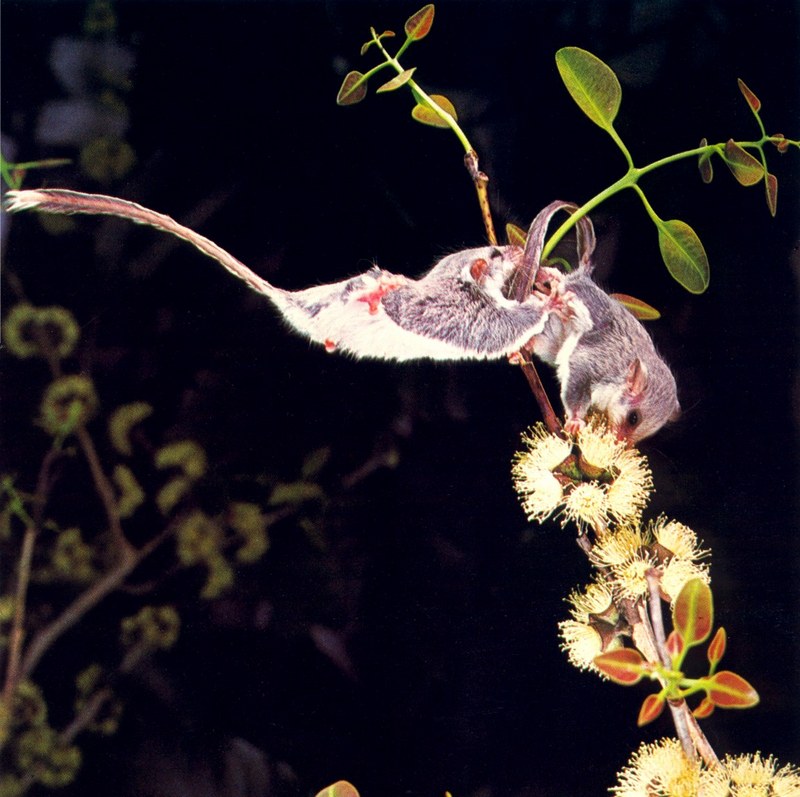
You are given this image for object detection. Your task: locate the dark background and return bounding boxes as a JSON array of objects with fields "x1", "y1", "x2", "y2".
[{"x1": 2, "y1": 1, "x2": 799, "y2": 795}]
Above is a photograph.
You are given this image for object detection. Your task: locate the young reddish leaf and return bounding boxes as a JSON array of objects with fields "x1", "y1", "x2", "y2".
[
  {"x1": 594, "y1": 648, "x2": 647, "y2": 685},
  {"x1": 673, "y1": 578, "x2": 713, "y2": 647},
  {"x1": 337, "y1": 71, "x2": 368, "y2": 106},
  {"x1": 724, "y1": 140, "x2": 765, "y2": 186},
  {"x1": 698, "y1": 138, "x2": 714, "y2": 184},
  {"x1": 706, "y1": 670, "x2": 759, "y2": 709},
  {"x1": 315, "y1": 782, "x2": 360, "y2": 797},
  {"x1": 693, "y1": 696, "x2": 715, "y2": 720},
  {"x1": 637, "y1": 693, "x2": 666, "y2": 726},
  {"x1": 665, "y1": 629, "x2": 685, "y2": 662},
  {"x1": 506, "y1": 222, "x2": 527, "y2": 248},
  {"x1": 655, "y1": 219, "x2": 710, "y2": 295},
  {"x1": 376, "y1": 68, "x2": 417, "y2": 93},
  {"x1": 610, "y1": 293, "x2": 661, "y2": 321},
  {"x1": 411, "y1": 94, "x2": 458, "y2": 128},
  {"x1": 707, "y1": 626, "x2": 727, "y2": 667},
  {"x1": 765, "y1": 172, "x2": 778, "y2": 217},
  {"x1": 405, "y1": 4, "x2": 435, "y2": 41},
  {"x1": 773, "y1": 134, "x2": 790, "y2": 154},
  {"x1": 737, "y1": 78, "x2": 761, "y2": 113},
  {"x1": 555, "y1": 47, "x2": 621, "y2": 133}
]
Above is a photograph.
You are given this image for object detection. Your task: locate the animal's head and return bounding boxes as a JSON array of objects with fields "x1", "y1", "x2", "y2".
[{"x1": 591, "y1": 358, "x2": 680, "y2": 444}]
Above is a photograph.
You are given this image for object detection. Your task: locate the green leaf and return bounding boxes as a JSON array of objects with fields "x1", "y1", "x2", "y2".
[
  {"x1": 656, "y1": 218, "x2": 710, "y2": 294},
  {"x1": 405, "y1": 4, "x2": 435, "y2": 41},
  {"x1": 637, "y1": 693, "x2": 666, "y2": 726},
  {"x1": 673, "y1": 578, "x2": 713, "y2": 647},
  {"x1": 706, "y1": 670, "x2": 759, "y2": 709},
  {"x1": 555, "y1": 47, "x2": 621, "y2": 133},
  {"x1": 337, "y1": 71, "x2": 368, "y2": 106},
  {"x1": 723, "y1": 140, "x2": 765, "y2": 186},
  {"x1": 609, "y1": 293, "x2": 661, "y2": 321},
  {"x1": 411, "y1": 94, "x2": 457, "y2": 128},
  {"x1": 505, "y1": 222, "x2": 527, "y2": 248},
  {"x1": 376, "y1": 68, "x2": 417, "y2": 93},
  {"x1": 315, "y1": 782, "x2": 360, "y2": 797},
  {"x1": 698, "y1": 138, "x2": 714, "y2": 184},
  {"x1": 593, "y1": 648, "x2": 647, "y2": 685},
  {"x1": 737, "y1": 78, "x2": 761, "y2": 113},
  {"x1": 765, "y1": 172, "x2": 778, "y2": 217}
]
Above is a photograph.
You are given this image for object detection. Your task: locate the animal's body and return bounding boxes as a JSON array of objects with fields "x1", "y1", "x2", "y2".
[{"x1": 5, "y1": 191, "x2": 679, "y2": 442}]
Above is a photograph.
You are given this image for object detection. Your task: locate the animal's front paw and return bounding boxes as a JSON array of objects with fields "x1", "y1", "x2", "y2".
[{"x1": 563, "y1": 414, "x2": 586, "y2": 437}]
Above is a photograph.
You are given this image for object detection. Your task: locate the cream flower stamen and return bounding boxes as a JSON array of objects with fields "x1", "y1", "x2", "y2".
[
  {"x1": 562, "y1": 482, "x2": 608, "y2": 530},
  {"x1": 612, "y1": 738, "x2": 729, "y2": 797},
  {"x1": 516, "y1": 423, "x2": 573, "y2": 471},
  {"x1": 722, "y1": 752, "x2": 800, "y2": 796}
]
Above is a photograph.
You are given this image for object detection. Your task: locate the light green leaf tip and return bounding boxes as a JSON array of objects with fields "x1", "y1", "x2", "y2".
[
  {"x1": 315, "y1": 782, "x2": 360, "y2": 797},
  {"x1": 505, "y1": 222, "x2": 527, "y2": 248},
  {"x1": 555, "y1": 47, "x2": 621, "y2": 132}
]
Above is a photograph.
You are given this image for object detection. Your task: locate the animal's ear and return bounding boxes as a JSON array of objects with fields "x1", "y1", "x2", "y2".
[{"x1": 626, "y1": 358, "x2": 649, "y2": 397}]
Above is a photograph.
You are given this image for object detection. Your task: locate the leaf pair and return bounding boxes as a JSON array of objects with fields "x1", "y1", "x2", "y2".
[{"x1": 555, "y1": 47, "x2": 710, "y2": 294}]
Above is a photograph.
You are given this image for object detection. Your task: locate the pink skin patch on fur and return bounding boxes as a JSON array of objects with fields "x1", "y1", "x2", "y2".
[
  {"x1": 324, "y1": 339, "x2": 337, "y2": 352},
  {"x1": 356, "y1": 277, "x2": 405, "y2": 315},
  {"x1": 470, "y1": 258, "x2": 489, "y2": 283}
]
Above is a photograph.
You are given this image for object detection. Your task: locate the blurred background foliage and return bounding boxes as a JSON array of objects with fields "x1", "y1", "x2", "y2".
[{"x1": 1, "y1": 1, "x2": 798, "y2": 795}]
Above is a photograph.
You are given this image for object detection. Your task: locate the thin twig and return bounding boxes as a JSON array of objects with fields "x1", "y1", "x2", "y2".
[
  {"x1": 646, "y1": 569, "x2": 671, "y2": 668},
  {"x1": 2, "y1": 449, "x2": 61, "y2": 703},
  {"x1": 464, "y1": 150, "x2": 497, "y2": 245},
  {"x1": 517, "y1": 351, "x2": 564, "y2": 437},
  {"x1": 18, "y1": 548, "x2": 139, "y2": 682},
  {"x1": 684, "y1": 705, "x2": 721, "y2": 768},
  {"x1": 75, "y1": 427, "x2": 135, "y2": 557},
  {"x1": 646, "y1": 574, "x2": 696, "y2": 759}
]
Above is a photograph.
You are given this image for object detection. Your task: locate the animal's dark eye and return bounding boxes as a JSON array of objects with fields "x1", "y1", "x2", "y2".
[{"x1": 626, "y1": 410, "x2": 641, "y2": 427}]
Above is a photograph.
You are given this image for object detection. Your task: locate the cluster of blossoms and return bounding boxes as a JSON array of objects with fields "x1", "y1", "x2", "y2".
[
  {"x1": 120, "y1": 605, "x2": 180, "y2": 651},
  {"x1": 0, "y1": 681, "x2": 82, "y2": 790},
  {"x1": 511, "y1": 418, "x2": 653, "y2": 530},
  {"x1": 2, "y1": 304, "x2": 80, "y2": 361},
  {"x1": 512, "y1": 420, "x2": 710, "y2": 672},
  {"x1": 612, "y1": 738, "x2": 800, "y2": 797},
  {"x1": 174, "y1": 502, "x2": 270, "y2": 600}
]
